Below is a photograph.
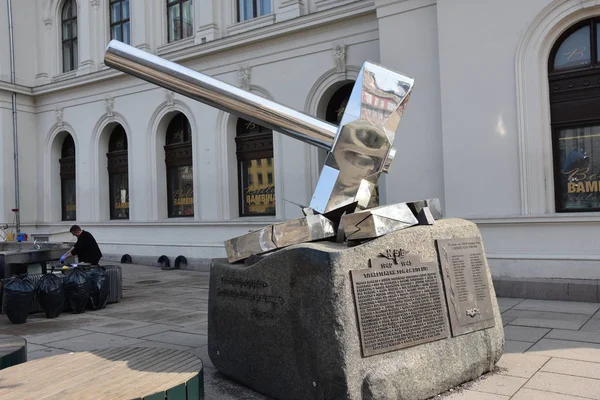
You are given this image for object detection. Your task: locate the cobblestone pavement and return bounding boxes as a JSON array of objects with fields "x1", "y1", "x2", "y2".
[{"x1": 0, "y1": 263, "x2": 599, "y2": 399}]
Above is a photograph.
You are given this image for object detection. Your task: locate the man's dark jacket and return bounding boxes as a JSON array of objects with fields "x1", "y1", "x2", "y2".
[{"x1": 72, "y1": 231, "x2": 102, "y2": 264}]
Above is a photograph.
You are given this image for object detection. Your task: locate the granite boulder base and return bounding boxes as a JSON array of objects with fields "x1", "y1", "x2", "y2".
[{"x1": 208, "y1": 218, "x2": 504, "y2": 400}]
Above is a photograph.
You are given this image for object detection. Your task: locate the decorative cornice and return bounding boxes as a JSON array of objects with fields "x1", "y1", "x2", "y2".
[{"x1": 90, "y1": 0, "x2": 100, "y2": 10}]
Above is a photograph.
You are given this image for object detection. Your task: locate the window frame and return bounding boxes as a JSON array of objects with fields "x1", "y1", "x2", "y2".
[
  {"x1": 235, "y1": 118, "x2": 275, "y2": 217},
  {"x1": 60, "y1": 135, "x2": 76, "y2": 221},
  {"x1": 236, "y1": 0, "x2": 271, "y2": 23},
  {"x1": 107, "y1": 125, "x2": 129, "y2": 220},
  {"x1": 549, "y1": 17, "x2": 600, "y2": 212},
  {"x1": 164, "y1": 113, "x2": 194, "y2": 218},
  {"x1": 166, "y1": 0, "x2": 193, "y2": 43},
  {"x1": 109, "y1": 0, "x2": 131, "y2": 44},
  {"x1": 61, "y1": 0, "x2": 78, "y2": 73}
]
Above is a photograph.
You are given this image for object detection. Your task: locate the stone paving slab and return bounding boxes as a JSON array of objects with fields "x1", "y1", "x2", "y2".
[
  {"x1": 512, "y1": 299, "x2": 600, "y2": 315},
  {"x1": 462, "y1": 374, "x2": 527, "y2": 397},
  {"x1": 24, "y1": 328, "x2": 91, "y2": 344},
  {"x1": 501, "y1": 309, "x2": 590, "y2": 330},
  {"x1": 115, "y1": 323, "x2": 176, "y2": 338},
  {"x1": 580, "y1": 316, "x2": 600, "y2": 332},
  {"x1": 511, "y1": 387, "x2": 589, "y2": 400},
  {"x1": 142, "y1": 330, "x2": 208, "y2": 347},
  {"x1": 440, "y1": 390, "x2": 510, "y2": 399},
  {"x1": 503, "y1": 325, "x2": 550, "y2": 342},
  {"x1": 541, "y1": 358, "x2": 600, "y2": 380},
  {"x1": 27, "y1": 347, "x2": 70, "y2": 361},
  {"x1": 504, "y1": 340, "x2": 534, "y2": 354},
  {"x1": 525, "y1": 371, "x2": 600, "y2": 399},
  {"x1": 153, "y1": 311, "x2": 208, "y2": 326},
  {"x1": 546, "y1": 328, "x2": 600, "y2": 344},
  {"x1": 46, "y1": 332, "x2": 146, "y2": 352},
  {"x1": 496, "y1": 353, "x2": 550, "y2": 378},
  {"x1": 527, "y1": 338, "x2": 600, "y2": 363}
]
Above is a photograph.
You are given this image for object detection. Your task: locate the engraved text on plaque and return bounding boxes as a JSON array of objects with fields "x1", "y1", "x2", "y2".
[
  {"x1": 436, "y1": 238, "x2": 495, "y2": 336},
  {"x1": 351, "y1": 252, "x2": 450, "y2": 357}
]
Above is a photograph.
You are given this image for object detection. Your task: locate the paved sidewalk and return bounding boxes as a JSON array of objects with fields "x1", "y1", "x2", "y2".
[{"x1": 0, "y1": 264, "x2": 598, "y2": 399}]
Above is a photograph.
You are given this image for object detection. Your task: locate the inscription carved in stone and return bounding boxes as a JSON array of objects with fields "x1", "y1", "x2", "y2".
[
  {"x1": 351, "y1": 252, "x2": 449, "y2": 357},
  {"x1": 217, "y1": 274, "x2": 281, "y2": 319},
  {"x1": 436, "y1": 238, "x2": 495, "y2": 336}
]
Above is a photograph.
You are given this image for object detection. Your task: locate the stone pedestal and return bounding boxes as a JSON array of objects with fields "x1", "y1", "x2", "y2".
[{"x1": 208, "y1": 218, "x2": 504, "y2": 400}]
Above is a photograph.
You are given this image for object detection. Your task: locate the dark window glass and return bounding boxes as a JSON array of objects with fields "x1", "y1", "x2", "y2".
[
  {"x1": 554, "y1": 125, "x2": 600, "y2": 211},
  {"x1": 60, "y1": 134, "x2": 76, "y2": 221},
  {"x1": 237, "y1": 0, "x2": 271, "y2": 22},
  {"x1": 165, "y1": 113, "x2": 194, "y2": 217},
  {"x1": 107, "y1": 125, "x2": 129, "y2": 219},
  {"x1": 553, "y1": 26, "x2": 591, "y2": 71},
  {"x1": 549, "y1": 18, "x2": 600, "y2": 212},
  {"x1": 61, "y1": 0, "x2": 78, "y2": 72},
  {"x1": 167, "y1": 0, "x2": 193, "y2": 43},
  {"x1": 110, "y1": 0, "x2": 131, "y2": 44},
  {"x1": 236, "y1": 118, "x2": 275, "y2": 216}
]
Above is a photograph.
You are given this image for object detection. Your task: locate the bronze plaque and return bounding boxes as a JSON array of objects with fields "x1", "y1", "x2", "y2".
[
  {"x1": 351, "y1": 251, "x2": 450, "y2": 357},
  {"x1": 436, "y1": 238, "x2": 495, "y2": 336}
]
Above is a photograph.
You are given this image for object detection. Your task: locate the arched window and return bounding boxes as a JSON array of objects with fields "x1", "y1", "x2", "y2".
[
  {"x1": 107, "y1": 125, "x2": 129, "y2": 219},
  {"x1": 165, "y1": 113, "x2": 193, "y2": 217},
  {"x1": 110, "y1": 0, "x2": 131, "y2": 44},
  {"x1": 324, "y1": 82, "x2": 380, "y2": 207},
  {"x1": 60, "y1": 134, "x2": 76, "y2": 221},
  {"x1": 236, "y1": 119, "x2": 275, "y2": 216},
  {"x1": 549, "y1": 18, "x2": 600, "y2": 212},
  {"x1": 61, "y1": 0, "x2": 78, "y2": 73},
  {"x1": 167, "y1": 0, "x2": 193, "y2": 43}
]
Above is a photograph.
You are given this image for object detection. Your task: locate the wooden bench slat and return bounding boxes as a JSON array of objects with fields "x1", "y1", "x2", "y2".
[{"x1": 0, "y1": 347, "x2": 203, "y2": 400}]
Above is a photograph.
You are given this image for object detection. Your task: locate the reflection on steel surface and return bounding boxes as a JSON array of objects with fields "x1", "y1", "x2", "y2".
[
  {"x1": 104, "y1": 41, "x2": 414, "y2": 215},
  {"x1": 224, "y1": 214, "x2": 335, "y2": 263},
  {"x1": 103, "y1": 41, "x2": 432, "y2": 262},
  {"x1": 342, "y1": 198, "x2": 442, "y2": 241},
  {"x1": 104, "y1": 40, "x2": 336, "y2": 150},
  {"x1": 310, "y1": 63, "x2": 414, "y2": 214},
  {"x1": 342, "y1": 203, "x2": 419, "y2": 241}
]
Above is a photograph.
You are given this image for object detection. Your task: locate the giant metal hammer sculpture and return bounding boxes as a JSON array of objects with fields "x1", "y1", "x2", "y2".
[{"x1": 104, "y1": 40, "x2": 440, "y2": 262}]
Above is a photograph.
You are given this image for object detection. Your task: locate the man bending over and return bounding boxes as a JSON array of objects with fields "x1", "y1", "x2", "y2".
[{"x1": 60, "y1": 225, "x2": 103, "y2": 266}]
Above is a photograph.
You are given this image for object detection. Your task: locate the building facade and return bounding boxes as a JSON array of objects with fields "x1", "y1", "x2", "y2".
[{"x1": 0, "y1": 0, "x2": 598, "y2": 282}]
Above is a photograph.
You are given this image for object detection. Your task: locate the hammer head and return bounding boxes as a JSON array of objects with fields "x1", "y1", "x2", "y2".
[{"x1": 309, "y1": 62, "x2": 414, "y2": 214}]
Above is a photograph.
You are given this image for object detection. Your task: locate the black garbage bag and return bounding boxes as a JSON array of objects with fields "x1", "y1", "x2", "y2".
[
  {"x1": 63, "y1": 268, "x2": 90, "y2": 314},
  {"x1": 36, "y1": 274, "x2": 64, "y2": 318},
  {"x1": 87, "y1": 267, "x2": 110, "y2": 311},
  {"x1": 4, "y1": 274, "x2": 35, "y2": 324}
]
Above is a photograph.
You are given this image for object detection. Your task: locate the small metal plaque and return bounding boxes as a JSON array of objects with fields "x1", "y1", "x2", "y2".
[
  {"x1": 436, "y1": 238, "x2": 495, "y2": 336},
  {"x1": 351, "y1": 251, "x2": 450, "y2": 357}
]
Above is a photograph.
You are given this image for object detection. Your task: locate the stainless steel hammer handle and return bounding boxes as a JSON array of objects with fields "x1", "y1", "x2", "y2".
[{"x1": 104, "y1": 40, "x2": 337, "y2": 150}]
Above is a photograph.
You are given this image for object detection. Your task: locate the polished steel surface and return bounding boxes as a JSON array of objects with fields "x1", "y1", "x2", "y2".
[
  {"x1": 224, "y1": 215, "x2": 335, "y2": 262},
  {"x1": 310, "y1": 62, "x2": 414, "y2": 214},
  {"x1": 104, "y1": 40, "x2": 337, "y2": 150},
  {"x1": 342, "y1": 203, "x2": 419, "y2": 241}
]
